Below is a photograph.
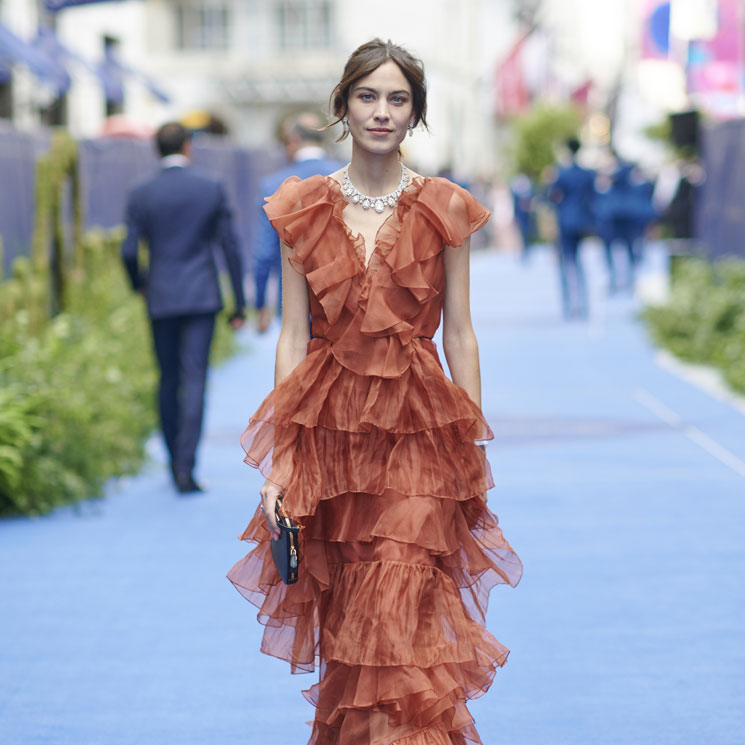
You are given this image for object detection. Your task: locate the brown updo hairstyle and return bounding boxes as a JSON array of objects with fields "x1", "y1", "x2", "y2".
[{"x1": 330, "y1": 38, "x2": 428, "y2": 142}]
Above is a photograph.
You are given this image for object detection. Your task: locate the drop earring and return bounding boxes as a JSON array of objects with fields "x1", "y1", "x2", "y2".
[
  {"x1": 342, "y1": 117, "x2": 349, "y2": 136},
  {"x1": 408, "y1": 123, "x2": 414, "y2": 138}
]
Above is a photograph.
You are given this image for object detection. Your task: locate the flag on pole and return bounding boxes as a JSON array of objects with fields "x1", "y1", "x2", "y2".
[
  {"x1": 44, "y1": 0, "x2": 126, "y2": 11},
  {"x1": 495, "y1": 32, "x2": 531, "y2": 118},
  {"x1": 0, "y1": 23, "x2": 70, "y2": 94},
  {"x1": 570, "y1": 80, "x2": 593, "y2": 108}
]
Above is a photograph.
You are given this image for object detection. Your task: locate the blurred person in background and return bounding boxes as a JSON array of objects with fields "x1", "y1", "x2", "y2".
[
  {"x1": 227, "y1": 38, "x2": 520, "y2": 744},
  {"x1": 549, "y1": 137, "x2": 596, "y2": 319},
  {"x1": 595, "y1": 159, "x2": 657, "y2": 294},
  {"x1": 510, "y1": 172, "x2": 537, "y2": 262},
  {"x1": 629, "y1": 166, "x2": 657, "y2": 260},
  {"x1": 595, "y1": 159, "x2": 636, "y2": 293},
  {"x1": 253, "y1": 111, "x2": 342, "y2": 333},
  {"x1": 121, "y1": 122, "x2": 246, "y2": 494}
]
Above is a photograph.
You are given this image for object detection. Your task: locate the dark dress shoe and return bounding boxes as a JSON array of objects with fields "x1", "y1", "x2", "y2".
[{"x1": 174, "y1": 473, "x2": 204, "y2": 495}]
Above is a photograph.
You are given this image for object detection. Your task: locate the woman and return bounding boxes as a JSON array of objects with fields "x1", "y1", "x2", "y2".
[{"x1": 228, "y1": 39, "x2": 522, "y2": 745}]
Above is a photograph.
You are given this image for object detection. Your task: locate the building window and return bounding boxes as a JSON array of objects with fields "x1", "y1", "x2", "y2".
[
  {"x1": 277, "y1": 0, "x2": 332, "y2": 50},
  {"x1": 176, "y1": 2, "x2": 231, "y2": 51}
]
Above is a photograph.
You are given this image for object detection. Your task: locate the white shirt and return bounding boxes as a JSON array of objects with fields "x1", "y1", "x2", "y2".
[
  {"x1": 160, "y1": 154, "x2": 190, "y2": 168},
  {"x1": 294, "y1": 146, "x2": 326, "y2": 162}
]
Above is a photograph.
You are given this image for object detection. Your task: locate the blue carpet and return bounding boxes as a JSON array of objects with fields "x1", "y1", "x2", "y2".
[{"x1": 2, "y1": 243, "x2": 743, "y2": 745}]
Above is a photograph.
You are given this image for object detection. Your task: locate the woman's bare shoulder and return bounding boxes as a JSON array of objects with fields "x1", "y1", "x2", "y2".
[{"x1": 326, "y1": 167, "x2": 345, "y2": 185}]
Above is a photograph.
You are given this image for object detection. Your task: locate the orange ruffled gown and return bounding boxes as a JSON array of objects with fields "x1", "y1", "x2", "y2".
[{"x1": 227, "y1": 174, "x2": 522, "y2": 745}]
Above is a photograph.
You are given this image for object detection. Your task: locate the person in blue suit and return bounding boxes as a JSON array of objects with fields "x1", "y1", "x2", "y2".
[
  {"x1": 510, "y1": 172, "x2": 537, "y2": 262},
  {"x1": 630, "y1": 169, "x2": 657, "y2": 259},
  {"x1": 596, "y1": 161, "x2": 658, "y2": 292},
  {"x1": 121, "y1": 122, "x2": 246, "y2": 494},
  {"x1": 549, "y1": 137, "x2": 596, "y2": 319},
  {"x1": 595, "y1": 161, "x2": 633, "y2": 292},
  {"x1": 254, "y1": 112, "x2": 342, "y2": 332}
]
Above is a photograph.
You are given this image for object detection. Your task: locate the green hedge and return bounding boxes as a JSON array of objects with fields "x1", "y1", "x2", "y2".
[
  {"x1": 0, "y1": 132, "x2": 238, "y2": 517},
  {"x1": 0, "y1": 231, "x2": 156, "y2": 515},
  {"x1": 511, "y1": 104, "x2": 581, "y2": 183},
  {"x1": 643, "y1": 257, "x2": 745, "y2": 394},
  {"x1": 0, "y1": 230, "x2": 236, "y2": 516}
]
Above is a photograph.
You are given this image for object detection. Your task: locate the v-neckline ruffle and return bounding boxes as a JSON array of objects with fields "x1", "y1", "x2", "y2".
[{"x1": 324, "y1": 174, "x2": 426, "y2": 275}]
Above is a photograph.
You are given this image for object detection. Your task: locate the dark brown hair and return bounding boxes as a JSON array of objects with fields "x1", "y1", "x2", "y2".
[
  {"x1": 330, "y1": 39, "x2": 428, "y2": 141},
  {"x1": 155, "y1": 122, "x2": 190, "y2": 157}
]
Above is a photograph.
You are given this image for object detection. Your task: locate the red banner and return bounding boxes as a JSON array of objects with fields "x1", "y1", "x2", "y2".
[{"x1": 495, "y1": 33, "x2": 531, "y2": 117}]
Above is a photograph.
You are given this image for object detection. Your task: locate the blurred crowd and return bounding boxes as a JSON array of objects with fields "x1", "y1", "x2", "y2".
[
  {"x1": 249, "y1": 118, "x2": 698, "y2": 327},
  {"x1": 507, "y1": 139, "x2": 698, "y2": 319}
]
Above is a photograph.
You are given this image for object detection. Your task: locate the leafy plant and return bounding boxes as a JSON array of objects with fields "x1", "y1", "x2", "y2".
[
  {"x1": 643, "y1": 256, "x2": 745, "y2": 394},
  {"x1": 510, "y1": 104, "x2": 581, "y2": 183},
  {"x1": 0, "y1": 229, "x2": 238, "y2": 516}
]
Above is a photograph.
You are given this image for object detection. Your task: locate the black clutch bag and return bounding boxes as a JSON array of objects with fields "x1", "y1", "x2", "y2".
[{"x1": 270, "y1": 499, "x2": 300, "y2": 585}]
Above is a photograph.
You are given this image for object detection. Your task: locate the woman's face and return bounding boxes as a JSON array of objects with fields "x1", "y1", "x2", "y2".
[{"x1": 346, "y1": 60, "x2": 414, "y2": 156}]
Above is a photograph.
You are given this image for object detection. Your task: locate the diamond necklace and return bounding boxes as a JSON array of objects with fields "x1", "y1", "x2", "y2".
[{"x1": 342, "y1": 163, "x2": 409, "y2": 214}]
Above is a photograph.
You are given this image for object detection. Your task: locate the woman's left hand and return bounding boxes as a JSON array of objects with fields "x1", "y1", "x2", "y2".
[{"x1": 259, "y1": 479, "x2": 284, "y2": 541}]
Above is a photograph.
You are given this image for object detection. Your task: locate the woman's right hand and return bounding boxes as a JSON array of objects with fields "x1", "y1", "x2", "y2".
[{"x1": 259, "y1": 479, "x2": 284, "y2": 541}]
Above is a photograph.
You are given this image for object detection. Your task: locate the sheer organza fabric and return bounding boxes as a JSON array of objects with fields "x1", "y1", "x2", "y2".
[{"x1": 227, "y1": 175, "x2": 522, "y2": 745}]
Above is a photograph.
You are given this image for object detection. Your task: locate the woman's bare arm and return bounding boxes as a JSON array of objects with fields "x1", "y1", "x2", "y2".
[
  {"x1": 274, "y1": 241, "x2": 311, "y2": 385},
  {"x1": 442, "y1": 237, "x2": 481, "y2": 409},
  {"x1": 442, "y1": 237, "x2": 488, "y2": 502},
  {"x1": 261, "y1": 241, "x2": 310, "y2": 539}
]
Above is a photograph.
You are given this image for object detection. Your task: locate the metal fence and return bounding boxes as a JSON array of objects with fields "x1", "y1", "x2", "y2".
[
  {"x1": 0, "y1": 128, "x2": 283, "y2": 278},
  {"x1": 0, "y1": 128, "x2": 50, "y2": 275}
]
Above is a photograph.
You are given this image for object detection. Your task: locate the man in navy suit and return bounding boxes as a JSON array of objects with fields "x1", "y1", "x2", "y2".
[
  {"x1": 254, "y1": 112, "x2": 342, "y2": 332},
  {"x1": 550, "y1": 137, "x2": 597, "y2": 319},
  {"x1": 121, "y1": 122, "x2": 246, "y2": 494},
  {"x1": 596, "y1": 161, "x2": 656, "y2": 293}
]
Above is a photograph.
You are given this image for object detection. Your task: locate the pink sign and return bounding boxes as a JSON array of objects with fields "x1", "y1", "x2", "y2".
[{"x1": 688, "y1": 0, "x2": 744, "y2": 95}]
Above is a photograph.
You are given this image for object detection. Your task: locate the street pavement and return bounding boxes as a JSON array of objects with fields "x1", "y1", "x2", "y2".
[{"x1": 1, "y1": 242, "x2": 744, "y2": 745}]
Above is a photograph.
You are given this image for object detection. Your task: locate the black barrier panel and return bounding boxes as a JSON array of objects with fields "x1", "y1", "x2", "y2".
[
  {"x1": 0, "y1": 129, "x2": 50, "y2": 275},
  {"x1": 670, "y1": 110, "x2": 699, "y2": 150},
  {"x1": 697, "y1": 120, "x2": 745, "y2": 260}
]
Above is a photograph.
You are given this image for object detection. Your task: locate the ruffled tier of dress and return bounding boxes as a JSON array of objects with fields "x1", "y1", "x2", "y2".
[
  {"x1": 228, "y1": 362, "x2": 522, "y2": 743},
  {"x1": 227, "y1": 174, "x2": 522, "y2": 745},
  {"x1": 303, "y1": 561, "x2": 509, "y2": 745},
  {"x1": 228, "y1": 524, "x2": 518, "y2": 744},
  {"x1": 239, "y1": 339, "x2": 495, "y2": 500}
]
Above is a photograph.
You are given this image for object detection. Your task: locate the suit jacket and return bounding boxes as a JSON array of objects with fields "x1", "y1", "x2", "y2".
[
  {"x1": 595, "y1": 165, "x2": 658, "y2": 241},
  {"x1": 253, "y1": 155, "x2": 342, "y2": 309},
  {"x1": 551, "y1": 161, "x2": 597, "y2": 235},
  {"x1": 121, "y1": 165, "x2": 246, "y2": 319}
]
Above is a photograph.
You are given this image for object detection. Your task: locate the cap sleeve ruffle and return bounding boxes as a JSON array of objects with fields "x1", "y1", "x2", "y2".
[
  {"x1": 417, "y1": 178, "x2": 491, "y2": 248},
  {"x1": 263, "y1": 175, "x2": 335, "y2": 264},
  {"x1": 263, "y1": 174, "x2": 360, "y2": 327}
]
